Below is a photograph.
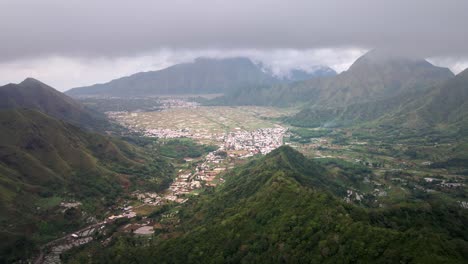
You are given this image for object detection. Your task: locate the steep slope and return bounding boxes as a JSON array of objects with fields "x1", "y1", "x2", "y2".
[
  {"x1": 0, "y1": 78, "x2": 109, "y2": 130},
  {"x1": 287, "y1": 67, "x2": 337, "y2": 81},
  {"x1": 286, "y1": 88, "x2": 424, "y2": 128},
  {"x1": 287, "y1": 67, "x2": 468, "y2": 131},
  {"x1": 66, "y1": 58, "x2": 277, "y2": 97},
  {"x1": 291, "y1": 67, "x2": 468, "y2": 132},
  {"x1": 380, "y1": 68, "x2": 468, "y2": 132},
  {"x1": 313, "y1": 50, "x2": 453, "y2": 107},
  {"x1": 0, "y1": 109, "x2": 173, "y2": 262},
  {"x1": 66, "y1": 57, "x2": 335, "y2": 97},
  {"x1": 73, "y1": 146, "x2": 467, "y2": 263},
  {"x1": 214, "y1": 50, "x2": 453, "y2": 108}
]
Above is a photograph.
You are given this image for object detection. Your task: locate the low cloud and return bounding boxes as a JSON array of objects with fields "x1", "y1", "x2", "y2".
[
  {"x1": 1, "y1": 1, "x2": 467, "y2": 90},
  {"x1": 0, "y1": 48, "x2": 366, "y2": 91},
  {"x1": 1, "y1": 48, "x2": 466, "y2": 92},
  {"x1": 0, "y1": 0, "x2": 467, "y2": 62}
]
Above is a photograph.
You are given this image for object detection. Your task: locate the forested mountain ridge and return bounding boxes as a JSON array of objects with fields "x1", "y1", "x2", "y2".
[
  {"x1": 0, "y1": 78, "x2": 109, "y2": 131},
  {"x1": 0, "y1": 109, "x2": 173, "y2": 262},
  {"x1": 66, "y1": 146, "x2": 468, "y2": 263}
]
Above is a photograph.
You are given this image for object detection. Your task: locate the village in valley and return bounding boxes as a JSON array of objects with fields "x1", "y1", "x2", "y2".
[
  {"x1": 106, "y1": 99, "x2": 466, "y2": 213},
  {"x1": 37, "y1": 98, "x2": 466, "y2": 263},
  {"x1": 89, "y1": 100, "x2": 293, "y2": 239}
]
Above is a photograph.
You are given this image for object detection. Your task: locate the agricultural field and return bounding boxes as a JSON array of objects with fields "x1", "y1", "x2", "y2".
[
  {"x1": 106, "y1": 102, "x2": 466, "y2": 209},
  {"x1": 110, "y1": 106, "x2": 293, "y2": 132},
  {"x1": 285, "y1": 127, "x2": 468, "y2": 207}
]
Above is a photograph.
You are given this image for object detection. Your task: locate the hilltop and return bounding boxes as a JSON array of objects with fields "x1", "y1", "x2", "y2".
[
  {"x1": 66, "y1": 146, "x2": 468, "y2": 263},
  {"x1": 0, "y1": 78, "x2": 109, "y2": 130}
]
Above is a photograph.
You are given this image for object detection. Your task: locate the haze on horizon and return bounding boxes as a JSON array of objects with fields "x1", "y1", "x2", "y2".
[{"x1": 1, "y1": 0, "x2": 467, "y2": 91}]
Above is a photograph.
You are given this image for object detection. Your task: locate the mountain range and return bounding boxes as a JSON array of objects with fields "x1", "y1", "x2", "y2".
[
  {"x1": 2, "y1": 50, "x2": 467, "y2": 263},
  {"x1": 65, "y1": 57, "x2": 336, "y2": 97},
  {"x1": 288, "y1": 67, "x2": 468, "y2": 134},
  {"x1": 213, "y1": 50, "x2": 454, "y2": 107}
]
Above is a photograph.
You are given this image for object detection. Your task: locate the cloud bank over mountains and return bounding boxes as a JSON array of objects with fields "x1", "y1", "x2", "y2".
[
  {"x1": 0, "y1": 48, "x2": 367, "y2": 91},
  {"x1": 0, "y1": 0, "x2": 467, "y2": 90}
]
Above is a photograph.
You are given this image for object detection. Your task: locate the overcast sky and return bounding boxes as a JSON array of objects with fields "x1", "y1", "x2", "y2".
[{"x1": 1, "y1": 0, "x2": 467, "y2": 91}]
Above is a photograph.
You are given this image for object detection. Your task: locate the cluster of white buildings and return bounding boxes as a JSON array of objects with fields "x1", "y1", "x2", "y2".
[
  {"x1": 167, "y1": 175, "x2": 200, "y2": 201},
  {"x1": 158, "y1": 99, "x2": 200, "y2": 110},
  {"x1": 344, "y1": 189, "x2": 364, "y2": 203},
  {"x1": 106, "y1": 111, "x2": 129, "y2": 119},
  {"x1": 137, "y1": 126, "x2": 287, "y2": 157},
  {"x1": 132, "y1": 191, "x2": 163, "y2": 205},
  {"x1": 143, "y1": 128, "x2": 193, "y2": 138},
  {"x1": 459, "y1": 201, "x2": 468, "y2": 209},
  {"x1": 168, "y1": 150, "x2": 228, "y2": 199},
  {"x1": 224, "y1": 127, "x2": 286, "y2": 155},
  {"x1": 107, "y1": 206, "x2": 137, "y2": 220},
  {"x1": 423, "y1": 177, "x2": 464, "y2": 188},
  {"x1": 139, "y1": 127, "x2": 223, "y2": 140}
]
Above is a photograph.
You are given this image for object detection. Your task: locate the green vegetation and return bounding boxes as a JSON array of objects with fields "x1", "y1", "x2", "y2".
[
  {"x1": 158, "y1": 138, "x2": 217, "y2": 160},
  {"x1": 66, "y1": 147, "x2": 468, "y2": 263},
  {"x1": 78, "y1": 97, "x2": 162, "y2": 112},
  {"x1": 0, "y1": 109, "x2": 174, "y2": 263},
  {"x1": 285, "y1": 63, "x2": 468, "y2": 145},
  {"x1": 0, "y1": 78, "x2": 111, "y2": 131},
  {"x1": 289, "y1": 128, "x2": 331, "y2": 143},
  {"x1": 3, "y1": 59, "x2": 468, "y2": 263},
  {"x1": 208, "y1": 50, "x2": 453, "y2": 110},
  {"x1": 66, "y1": 57, "x2": 279, "y2": 97}
]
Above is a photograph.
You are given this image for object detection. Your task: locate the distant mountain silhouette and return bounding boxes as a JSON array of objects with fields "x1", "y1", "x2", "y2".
[{"x1": 66, "y1": 57, "x2": 335, "y2": 97}]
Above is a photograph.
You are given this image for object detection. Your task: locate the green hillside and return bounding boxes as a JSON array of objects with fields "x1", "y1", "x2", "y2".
[
  {"x1": 0, "y1": 109, "x2": 173, "y2": 262},
  {"x1": 0, "y1": 78, "x2": 110, "y2": 131},
  {"x1": 211, "y1": 50, "x2": 453, "y2": 108},
  {"x1": 286, "y1": 67, "x2": 468, "y2": 138},
  {"x1": 285, "y1": 89, "x2": 424, "y2": 128},
  {"x1": 379, "y1": 68, "x2": 468, "y2": 133},
  {"x1": 66, "y1": 146, "x2": 468, "y2": 263}
]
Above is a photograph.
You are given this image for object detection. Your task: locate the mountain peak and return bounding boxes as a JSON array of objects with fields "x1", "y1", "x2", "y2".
[
  {"x1": 361, "y1": 49, "x2": 421, "y2": 61},
  {"x1": 194, "y1": 56, "x2": 253, "y2": 64},
  {"x1": 349, "y1": 49, "x2": 431, "y2": 70},
  {"x1": 20, "y1": 77, "x2": 45, "y2": 86},
  {"x1": 0, "y1": 79, "x2": 108, "y2": 131},
  {"x1": 285, "y1": 67, "x2": 337, "y2": 81},
  {"x1": 456, "y1": 67, "x2": 468, "y2": 78}
]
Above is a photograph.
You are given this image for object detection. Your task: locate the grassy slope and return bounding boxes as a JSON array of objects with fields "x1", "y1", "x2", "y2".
[
  {"x1": 0, "y1": 109, "x2": 173, "y2": 262},
  {"x1": 0, "y1": 78, "x2": 110, "y2": 131}
]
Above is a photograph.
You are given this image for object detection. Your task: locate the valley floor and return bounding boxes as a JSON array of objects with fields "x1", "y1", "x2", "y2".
[
  {"x1": 107, "y1": 102, "x2": 467, "y2": 210},
  {"x1": 36, "y1": 99, "x2": 467, "y2": 263}
]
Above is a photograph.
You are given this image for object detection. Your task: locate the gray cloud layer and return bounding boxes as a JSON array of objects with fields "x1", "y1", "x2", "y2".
[
  {"x1": 0, "y1": 48, "x2": 367, "y2": 91},
  {"x1": 1, "y1": 0, "x2": 467, "y2": 61}
]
